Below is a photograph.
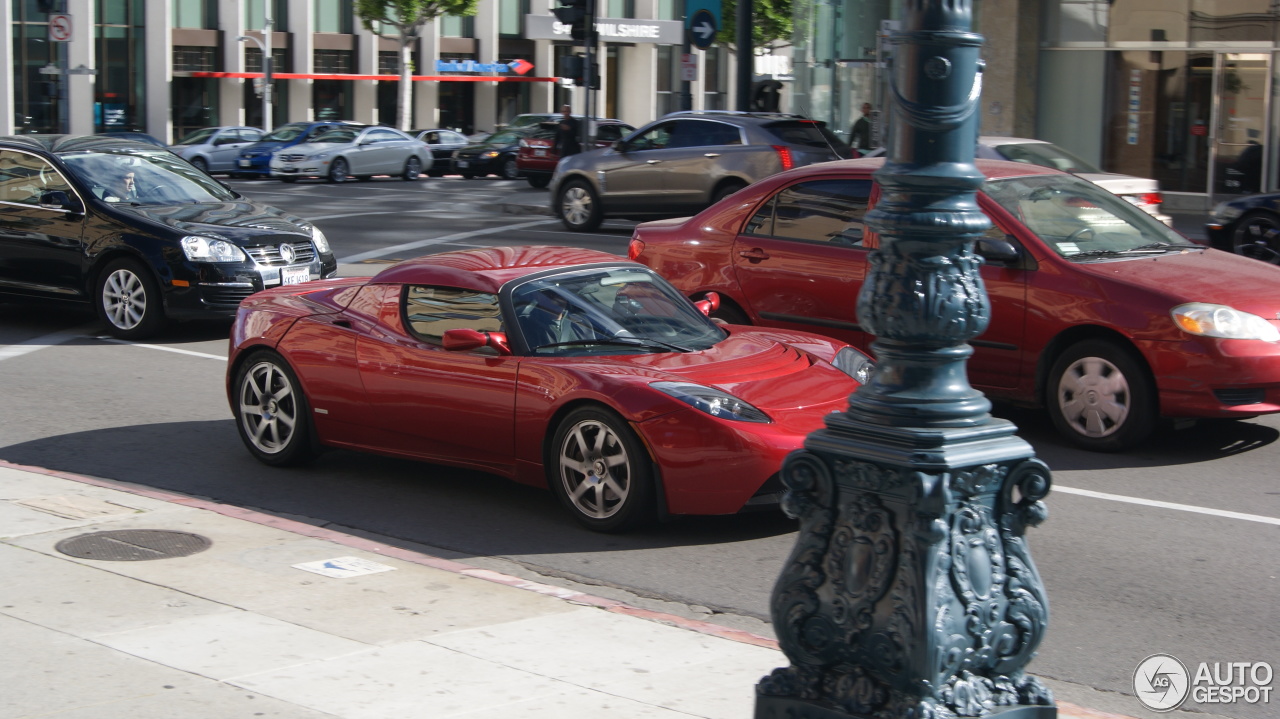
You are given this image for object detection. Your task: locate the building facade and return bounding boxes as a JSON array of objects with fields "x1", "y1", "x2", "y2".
[{"x1": 2, "y1": 0, "x2": 738, "y2": 141}]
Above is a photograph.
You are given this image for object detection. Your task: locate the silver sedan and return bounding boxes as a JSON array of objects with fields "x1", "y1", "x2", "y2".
[{"x1": 269, "y1": 126, "x2": 432, "y2": 183}]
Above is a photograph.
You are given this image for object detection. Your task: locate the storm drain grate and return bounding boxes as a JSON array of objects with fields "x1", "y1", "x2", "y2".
[{"x1": 55, "y1": 530, "x2": 212, "y2": 561}]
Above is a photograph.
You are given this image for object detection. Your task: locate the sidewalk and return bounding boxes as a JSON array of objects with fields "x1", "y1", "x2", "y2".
[{"x1": 1, "y1": 460, "x2": 1130, "y2": 719}]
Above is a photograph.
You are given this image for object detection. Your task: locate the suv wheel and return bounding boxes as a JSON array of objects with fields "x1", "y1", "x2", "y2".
[{"x1": 559, "y1": 180, "x2": 603, "y2": 232}]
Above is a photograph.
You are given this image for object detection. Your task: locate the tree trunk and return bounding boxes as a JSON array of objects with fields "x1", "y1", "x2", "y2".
[{"x1": 398, "y1": 37, "x2": 413, "y2": 131}]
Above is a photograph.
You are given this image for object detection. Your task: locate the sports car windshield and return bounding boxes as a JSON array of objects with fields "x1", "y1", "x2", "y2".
[
  {"x1": 60, "y1": 149, "x2": 238, "y2": 204},
  {"x1": 511, "y1": 266, "x2": 726, "y2": 355},
  {"x1": 984, "y1": 174, "x2": 1188, "y2": 260}
]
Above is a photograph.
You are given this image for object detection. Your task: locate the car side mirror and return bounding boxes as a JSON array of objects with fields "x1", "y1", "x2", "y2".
[
  {"x1": 694, "y1": 291, "x2": 721, "y2": 317},
  {"x1": 612, "y1": 139, "x2": 626, "y2": 153},
  {"x1": 975, "y1": 237, "x2": 1020, "y2": 265},
  {"x1": 39, "y1": 190, "x2": 82, "y2": 214},
  {"x1": 441, "y1": 329, "x2": 512, "y2": 356}
]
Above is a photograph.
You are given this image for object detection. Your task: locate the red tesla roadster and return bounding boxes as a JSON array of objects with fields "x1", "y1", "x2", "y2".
[{"x1": 227, "y1": 246, "x2": 873, "y2": 531}]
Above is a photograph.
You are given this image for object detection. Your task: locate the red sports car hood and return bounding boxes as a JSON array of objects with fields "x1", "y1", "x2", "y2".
[
  {"x1": 1070, "y1": 248, "x2": 1280, "y2": 319},
  {"x1": 575, "y1": 330, "x2": 857, "y2": 412}
]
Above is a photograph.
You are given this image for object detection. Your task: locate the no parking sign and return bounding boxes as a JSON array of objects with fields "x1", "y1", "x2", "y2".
[{"x1": 49, "y1": 14, "x2": 73, "y2": 42}]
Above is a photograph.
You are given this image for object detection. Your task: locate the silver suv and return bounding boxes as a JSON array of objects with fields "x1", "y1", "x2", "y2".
[{"x1": 550, "y1": 111, "x2": 851, "y2": 231}]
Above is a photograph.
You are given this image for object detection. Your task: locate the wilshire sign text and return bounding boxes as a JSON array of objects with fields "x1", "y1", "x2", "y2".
[{"x1": 524, "y1": 14, "x2": 683, "y2": 45}]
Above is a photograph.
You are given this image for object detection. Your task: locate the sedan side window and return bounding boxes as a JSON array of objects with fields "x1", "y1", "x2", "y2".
[
  {"x1": 769, "y1": 179, "x2": 874, "y2": 246},
  {"x1": 403, "y1": 286, "x2": 504, "y2": 351},
  {"x1": 0, "y1": 150, "x2": 73, "y2": 206},
  {"x1": 743, "y1": 197, "x2": 776, "y2": 236}
]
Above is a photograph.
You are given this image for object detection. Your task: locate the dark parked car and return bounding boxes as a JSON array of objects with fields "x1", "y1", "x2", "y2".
[
  {"x1": 632, "y1": 157, "x2": 1280, "y2": 451},
  {"x1": 0, "y1": 135, "x2": 336, "y2": 339},
  {"x1": 411, "y1": 129, "x2": 470, "y2": 176},
  {"x1": 236, "y1": 121, "x2": 359, "y2": 178},
  {"x1": 551, "y1": 111, "x2": 852, "y2": 232},
  {"x1": 1207, "y1": 192, "x2": 1280, "y2": 265},
  {"x1": 451, "y1": 128, "x2": 535, "y2": 179}
]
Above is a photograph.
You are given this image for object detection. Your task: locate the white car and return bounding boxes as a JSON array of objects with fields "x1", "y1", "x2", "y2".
[
  {"x1": 976, "y1": 136, "x2": 1171, "y2": 225},
  {"x1": 168, "y1": 126, "x2": 264, "y2": 175},
  {"x1": 269, "y1": 125, "x2": 432, "y2": 183}
]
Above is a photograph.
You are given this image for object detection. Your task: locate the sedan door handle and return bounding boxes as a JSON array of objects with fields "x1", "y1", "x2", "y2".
[
  {"x1": 703, "y1": 153, "x2": 721, "y2": 158},
  {"x1": 646, "y1": 159, "x2": 662, "y2": 164},
  {"x1": 738, "y1": 248, "x2": 770, "y2": 262}
]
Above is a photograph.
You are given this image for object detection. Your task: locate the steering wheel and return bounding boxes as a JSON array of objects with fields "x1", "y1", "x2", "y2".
[{"x1": 1065, "y1": 227, "x2": 1095, "y2": 242}]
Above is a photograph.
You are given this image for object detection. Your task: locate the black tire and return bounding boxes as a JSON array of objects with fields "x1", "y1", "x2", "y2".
[
  {"x1": 1231, "y1": 211, "x2": 1280, "y2": 265},
  {"x1": 1047, "y1": 339, "x2": 1156, "y2": 452},
  {"x1": 526, "y1": 174, "x2": 551, "y2": 189},
  {"x1": 355, "y1": 175, "x2": 373, "y2": 182},
  {"x1": 460, "y1": 170, "x2": 476, "y2": 179},
  {"x1": 189, "y1": 157, "x2": 209, "y2": 174},
  {"x1": 558, "y1": 180, "x2": 603, "y2": 232},
  {"x1": 327, "y1": 157, "x2": 349, "y2": 183},
  {"x1": 95, "y1": 257, "x2": 166, "y2": 340},
  {"x1": 233, "y1": 351, "x2": 319, "y2": 467},
  {"x1": 501, "y1": 156, "x2": 521, "y2": 180},
  {"x1": 280, "y1": 176, "x2": 298, "y2": 183},
  {"x1": 403, "y1": 156, "x2": 422, "y2": 181},
  {"x1": 709, "y1": 301, "x2": 750, "y2": 326},
  {"x1": 711, "y1": 181, "x2": 747, "y2": 205},
  {"x1": 548, "y1": 407, "x2": 656, "y2": 532}
]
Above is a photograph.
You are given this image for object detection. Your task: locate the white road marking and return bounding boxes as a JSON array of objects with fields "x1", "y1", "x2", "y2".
[
  {"x1": 0, "y1": 326, "x2": 93, "y2": 362},
  {"x1": 1055, "y1": 485, "x2": 1280, "y2": 526},
  {"x1": 337, "y1": 219, "x2": 555, "y2": 263},
  {"x1": 92, "y1": 336, "x2": 226, "y2": 361}
]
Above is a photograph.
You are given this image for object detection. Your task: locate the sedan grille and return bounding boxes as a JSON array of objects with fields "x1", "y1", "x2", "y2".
[
  {"x1": 200, "y1": 285, "x2": 257, "y2": 307},
  {"x1": 245, "y1": 242, "x2": 317, "y2": 267},
  {"x1": 1213, "y1": 388, "x2": 1266, "y2": 406},
  {"x1": 278, "y1": 154, "x2": 307, "y2": 162}
]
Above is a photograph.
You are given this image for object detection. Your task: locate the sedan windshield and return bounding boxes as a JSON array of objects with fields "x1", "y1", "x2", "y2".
[
  {"x1": 486, "y1": 131, "x2": 522, "y2": 146},
  {"x1": 510, "y1": 266, "x2": 725, "y2": 355},
  {"x1": 311, "y1": 129, "x2": 358, "y2": 144},
  {"x1": 992, "y1": 142, "x2": 1103, "y2": 174},
  {"x1": 172, "y1": 128, "x2": 217, "y2": 146},
  {"x1": 60, "y1": 149, "x2": 238, "y2": 204},
  {"x1": 984, "y1": 174, "x2": 1188, "y2": 259}
]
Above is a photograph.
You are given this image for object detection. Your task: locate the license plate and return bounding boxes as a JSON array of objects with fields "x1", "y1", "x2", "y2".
[
  {"x1": 281, "y1": 266, "x2": 310, "y2": 286},
  {"x1": 456, "y1": 160, "x2": 469, "y2": 168},
  {"x1": 533, "y1": 149, "x2": 547, "y2": 157},
  {"x1": 239, "y1": 159, "x2": 251, "y2": 167},
  {"x1": 282, "y1": 167, "x2": 298, "y2": 173}
]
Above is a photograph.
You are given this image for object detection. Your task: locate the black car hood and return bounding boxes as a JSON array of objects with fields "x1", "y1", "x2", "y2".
[
  {"x1": 458, "y1": 139, "x2": 520, "y2": 154},
  {"x1": 119, "y1": 201, "x2": 311, "y2": 243}
]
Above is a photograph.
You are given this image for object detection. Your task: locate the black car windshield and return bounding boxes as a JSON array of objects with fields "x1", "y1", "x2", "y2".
[
  {"x1": 172, "y1": 128, "x2": 218, "y2": 146},
  {"x1": 311, "y1": 128, "x2": 359, "y2": 143},
  {"x1": 486, "y1": 131, "x2": 523, "y2": 146},
  {"x1": 510, "y1": 266, "x2": 725, "y2": 355},
  {"x1": 993, "y1": 142, "x2": 1103, "y2": 174},
  {"x1": 984, "y1": 174, "x2": 1187, "y2": 259},
  {"x1": 261, "y1": 124, "x2": 310, "y2": 142},
  {"x1": 60, "y1": 149, "x2": 238, "y2": 204}
]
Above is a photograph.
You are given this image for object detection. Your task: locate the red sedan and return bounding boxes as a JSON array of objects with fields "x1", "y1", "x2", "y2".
[
  {"x1": 516, "y1": 120, "x2": 634, "y2": 188},
  {"x1": 631, "y1": 158, "x2": 1280, "y2": 451},
  {"x1": 227, "y1": 247, "x2": 872, "y2": 531}
]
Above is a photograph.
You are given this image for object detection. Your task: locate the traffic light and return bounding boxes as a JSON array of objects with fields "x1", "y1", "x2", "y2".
[
  {"x1": 561, "y1": 55, "x2": 584, "y2": 85},
  {"x1": 553, "y1": 0, "x2": 595, "y2": 45}
]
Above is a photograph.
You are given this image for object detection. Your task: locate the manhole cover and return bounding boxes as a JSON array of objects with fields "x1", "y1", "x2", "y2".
[{"x1": 55, "y1": 530, "x2": 212, "y2": 561}]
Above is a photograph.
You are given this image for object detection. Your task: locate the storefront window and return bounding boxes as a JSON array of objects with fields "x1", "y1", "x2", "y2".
[
  {"x1": 11, "y1": 15, "x2": 62, "y2": 134},
  {"x1": 95, "y1": 0, "x2": 146, "y2": 133}
]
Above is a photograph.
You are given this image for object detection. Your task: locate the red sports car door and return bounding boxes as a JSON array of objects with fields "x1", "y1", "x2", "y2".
[
  {"x1": 730, "y1": 178, "x2": 873, "y2": 348},
  {"x1": 355, "y1": 285, "x2": 518, "y2": 473}
]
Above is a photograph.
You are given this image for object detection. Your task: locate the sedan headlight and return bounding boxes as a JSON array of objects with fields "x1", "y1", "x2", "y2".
[
  {"x1": 833, "y1": 347, "x2": 876, "y2": 384},
  {"x1": 650, "y1": 381, "x2": 770, "y2": 423},
  {"x1": 1210, "y1": 202, "x2": 1244, "y2": 222},
  {"x1": 1172, "y1": 303, "x2": 1280, "y2": 342},
  {"x1": 311, "y1": 152, "x2": 330, "y2": 160},
  {"x1": 482, "y1": 150, "x2": 500, "y2": 158},
  {"x1": 307, "y1": 225, "x2": 331, "y2": 255},
  {"x1": 181, "y1": 235, "x2": 246, "y2": 262}
]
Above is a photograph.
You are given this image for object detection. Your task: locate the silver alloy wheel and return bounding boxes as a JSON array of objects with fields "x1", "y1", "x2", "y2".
[
  {"x1": 404, "y1": 157, "x2": 421, "y2": 180},
  {"x1": 238, "y1": 360, "x2": 299, "y2": 455},
  {"x1": 330, "y1": 158, "x2": 348, "y2": 182},
  {"x1": 101, "y1": 267, "x2": 148, "y2": 331},
  {"x1": 558, "y1": 419, "x2": 631, "y2": 519},
  {"x1": 1055, "y1": 355, "x2": 1130, "y2": 438},
  {"x1": 561, "y1": 185, "x2": 594, "y2": 227}
]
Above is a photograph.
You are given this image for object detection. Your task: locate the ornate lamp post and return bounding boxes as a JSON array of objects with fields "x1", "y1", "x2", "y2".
[{"x1": 755, "y1": 1, "x2": 1057, "y2": 718}]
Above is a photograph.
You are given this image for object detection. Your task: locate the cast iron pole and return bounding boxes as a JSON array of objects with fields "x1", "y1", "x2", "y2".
[
  {"x1": 735, "y1": 0, "x2": 752, "y2": 110},
  {"x1": 755, "y1": 1, "x2": 1058, "y2": 717}
]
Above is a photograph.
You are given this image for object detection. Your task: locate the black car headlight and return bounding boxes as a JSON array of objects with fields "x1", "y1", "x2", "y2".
[
  {"x1": 650, "y1": 381, "x2": 770, "y2": 423},
  {"x1": 181, "y1": 235, "x2": 246, "y2": 262},
  {"x1": 833, "y1": 347, "x2": 875, "y2": 384},
  {"x1": 305, "y1": 225, "x2": 331, "y2": 255}
]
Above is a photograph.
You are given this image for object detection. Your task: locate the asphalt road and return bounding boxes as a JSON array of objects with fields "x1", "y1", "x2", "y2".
[{"x1": 0, "y1": 176, "x2": 1275, "y2": 719}]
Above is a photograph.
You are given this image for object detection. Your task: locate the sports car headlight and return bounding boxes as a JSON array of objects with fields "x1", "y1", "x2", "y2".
[
  {"x1": 833, "y1": 347, "x2": 876, "y2": 384},
  {"x1": 1210, "y1": 202, "x2": 1244, "y2": 222},
  {"x1": 307, "y1": 225, "x2": 331, "y2": 255},
  {"x1": 181, "y1": 235, "x2": 246, "y2": 262},
  {"x1": 650, "y1": 381, "x2": 770, "y2": 423},
  {"x1": 1172, "y1": 303, "x2": 1280, "y2": 342}
]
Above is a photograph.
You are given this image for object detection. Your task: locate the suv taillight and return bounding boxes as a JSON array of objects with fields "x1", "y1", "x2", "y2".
[{"x1": 772, "y1": 145, "x2": 794, "y2": 171}]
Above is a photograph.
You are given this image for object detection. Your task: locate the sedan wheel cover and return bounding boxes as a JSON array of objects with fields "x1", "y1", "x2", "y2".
[
  {"x1": 558, "y1": 420, "x2": 630, "y2": 519},
  {"x1": 562, "y1": 187, "x2": 593, "y2": 226},
  {"x1": 331, "y1": 159, "x2": 348, "y2": 181},
  {"x1": 406, "y1": 158, "x2": 421, "y2": 178},
  {"x1": 102, "y1": 269, "x2": 147, "y2": 330},
  {"x1": 1057, "y1": 356, "x2": 1130, "y2": 438},
  {"x1": 239, "y1": 361, "x2": 299, "y2": 454}
]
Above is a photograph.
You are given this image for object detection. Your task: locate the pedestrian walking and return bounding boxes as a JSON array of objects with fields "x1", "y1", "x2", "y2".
[
  {"x1": 554, "y1": 105, "x2": 582, "y2": 157},
  {"x1": 850, "y1": 102, "x2": 874, "y2": 152}
]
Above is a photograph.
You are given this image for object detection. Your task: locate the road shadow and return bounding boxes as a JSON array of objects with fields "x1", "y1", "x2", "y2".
[
  {"x1": 0, "y1": 297, "x2": 232, "y2": 346},
  {"x1": 0, "y1": 420, "x2": 798, "y2": 558}
]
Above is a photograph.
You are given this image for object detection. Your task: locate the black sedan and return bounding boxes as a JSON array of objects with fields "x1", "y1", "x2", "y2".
[
  {"x1": 0, "y1": 135, "x2": 337, "y2": 339},
  {"x1": 412, "y1": 128, "x2": 470, "y2": 176},
  {"x1": 1207, "y1": 192, "x2": 1280, "y2": 265},
  {"x1": 451, "y1": 128, "x2": 534, "y2": 180}
]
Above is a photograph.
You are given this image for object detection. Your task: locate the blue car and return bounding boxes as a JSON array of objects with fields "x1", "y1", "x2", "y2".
[{"x1": 235, "y1": 121, "x2": 359, "y2": 177}]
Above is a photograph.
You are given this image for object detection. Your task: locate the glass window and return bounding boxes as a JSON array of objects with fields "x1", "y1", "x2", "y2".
[
  {"x1": 499, "y1": 0, "x2": 526, "y2": 36},
  {"x1": 173, "y1": 0, "x2": 214, "y2": 29},
  {"x1": 764, "y1": 121, "x2": 851, "y2": 155},
  {"x1": 245, "y1": 0, "x2": 287, "y2": 31},
  {"x1": 626, "y1": 122, "x2": 674, "y2": 151},
  {"x1": 668, "y1": 120, "x2": 741, "y2": 148},
  {"x1": 0, "y1": 150, "x2": 73, "y2": 205},
  {"x1": 404, "y1": 286, "x2": 504, "y2": 347},
  {"x1": 173, "y1": 127, "x2": 218, "y2": 145},
  {"x1": 314, "y1": 0, "x2": 353, "y2": 33},
  {"x1": 768, "y1": 179, "x2": 874, "y2": 246},
  {"x1": 656, "y1": 0, "x2": 685, "y2": 21},
  {"x1": 440, "y1": 14, "x2": 475, "y2": 38},
  {"x1": 365, "y1": 128, "x2": 404, "y2": 142},
  {"x1": 744, "y1": 197, "x2": 776, "y2": 236},
  {"x1": 607, "y1": 0, "x2": 635, "y2": 18},
  {"x1": 59, "y1": 148, "x2": 238, "y2": 204},
  {"x1": 993, "y1": 141, "x2": 1102, "y2": 174}
]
